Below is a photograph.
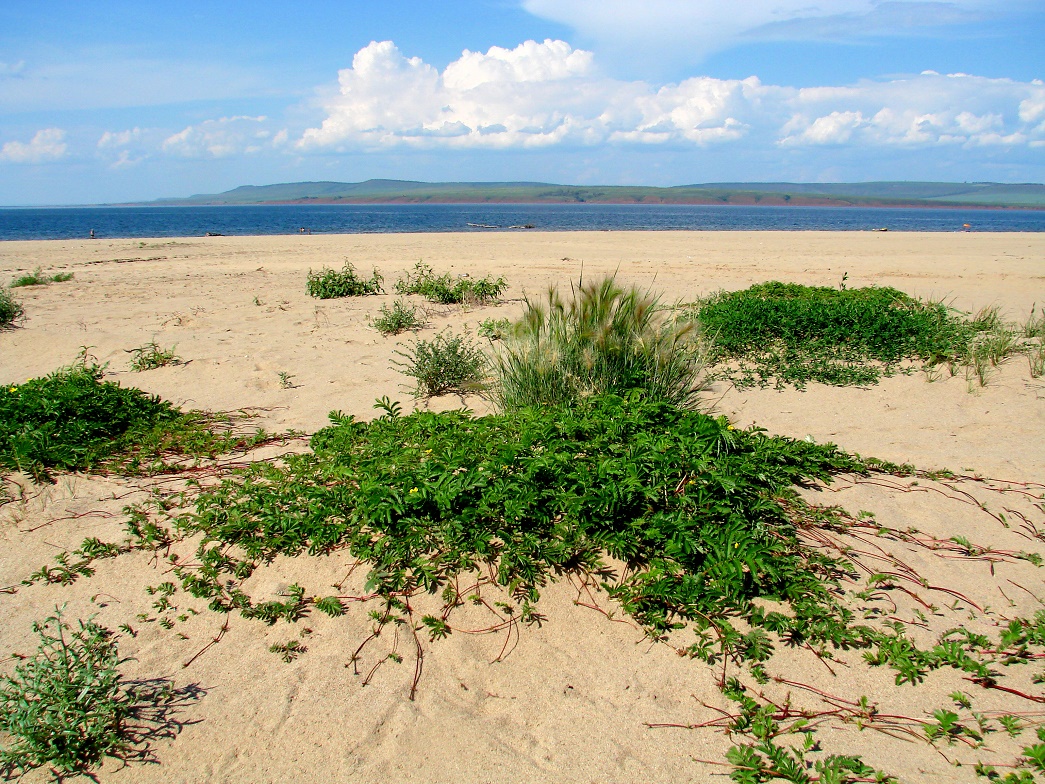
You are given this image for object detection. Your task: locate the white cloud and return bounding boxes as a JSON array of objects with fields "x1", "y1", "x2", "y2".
[
  {"x1": 0, "y1": 128, "x2": 67, "y2": 163},
  {"x1": 300, "y1": 42, "x2": 1045, "y2": 155},
  {"x1": 520, "y1": 0, "x2": 1015, "y2": 65},
  {"x1": 0, "y1": 60, "x2": 26, "y2": 77},
  {"x1": 162, "y1": 116, "x2": 272, "y2": 158}
]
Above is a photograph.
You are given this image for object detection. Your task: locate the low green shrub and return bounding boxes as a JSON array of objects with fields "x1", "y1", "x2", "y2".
[
  {"x1": 0, "y1": 287, "x2": 23, "y2": 328},
  {"x1": 1, "y1": 362, "x2": 269, "y2": 480},
  {"x1": 0, "y1": 611, "x2": 133, "y2": 776},
  {"x1": 128, "y1": 341, "x2": 181, "y2": 371},
  {"x1": 307, "y1": 263, "x2": 383, "y2": 299},
  {"x1": 10, "y1": 268, "x2": 73, "y2": 287},
  {"x1": 691, "y1": 282, "x2": 1012, "y2": 389},
  {"x1": 175, "y1": 394, "x2": 869, "y2": 668},
  {"x1": 393, "y1": 330, "x2": 487, "y2": 397},
  {"x1": 492, "y1": 276, "x2": 708, "y2": 410},
  {"x1": 394, "y1": 261, "x2": 506, "y2": 305},
  {"x1": 372, "y1": 298, "x2": 426, "y2": 336}
]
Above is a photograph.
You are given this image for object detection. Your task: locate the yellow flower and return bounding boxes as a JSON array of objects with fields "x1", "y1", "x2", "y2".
[
  {"x1": 727, "y1": 425, "x2": 735, "y2": 431},
  {"x1": 8, "y1": 387, "x2": 15, "y2": 393},
  {"x1": 409, "y1": 487, "x2": 418, "y2": 494}
]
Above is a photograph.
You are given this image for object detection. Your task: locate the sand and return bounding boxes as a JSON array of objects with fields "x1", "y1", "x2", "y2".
[{"x1": 1, "y1": 231, "x2": 1043, "y2": 782}]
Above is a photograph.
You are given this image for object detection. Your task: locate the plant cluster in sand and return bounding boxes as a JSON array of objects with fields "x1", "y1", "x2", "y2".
[
  {"x1": 10, "y1": 268, "x2": 74, "y2": 288},
  {"x1": 690, "y1": 281, "x2": 1038, "y2": 389},
  {"x1": 0, "y1": 287, "x2": 22, "y2": 329},
  {"x1": 394, "y1": 261, "x2": 506, "y2": 305},
  {"x1": 306, "y1": 262, "x2": 383, "y2": 299}
]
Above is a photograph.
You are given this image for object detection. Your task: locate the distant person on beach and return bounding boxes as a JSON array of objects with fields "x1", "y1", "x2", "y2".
[{"x1": 89, "y1": 229, "x2": 95, "y2": 239}]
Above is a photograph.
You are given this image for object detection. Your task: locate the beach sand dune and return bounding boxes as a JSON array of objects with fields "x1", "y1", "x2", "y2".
[{"x1": 1, "y1": 231, "x2": 1043, "y2": 782}]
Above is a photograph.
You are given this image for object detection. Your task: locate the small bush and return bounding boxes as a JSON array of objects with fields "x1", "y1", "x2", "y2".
[
  {"x1": 10, "y1": 268, "x2": 73, "y2": 288},
  {"x1": 307, "y1": 263, "x2": 383, "y2": 299},
  {"x1": 0, "y1": 288, "x2": 23, "y2": 328},
  {"x1": 691, "y1": 282, "x2": 1014, "y2": 389},
  {"x1": 128, "y1": 341, "x2": 180, "y2": 371},
  {"x1": 0, "y1": 611, "x2": 133, "y2": 776},
  {"x1": 393, "y1": 330, "x2": 487, "y2": 397},
  {"x1": 394, "y1": 261, "x2": 506, "y2": 305},
  {"x1": 492, "y1": 276, "x2": 708, "y2": 410},
  {"x1": 1, "y1": 362, "x2": 269, "y2": 480},
  {"x1": 372, "y1": 299, "x2": 426, "y2": 336}
]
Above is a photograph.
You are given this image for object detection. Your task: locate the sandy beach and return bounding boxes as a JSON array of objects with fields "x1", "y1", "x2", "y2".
[{"x1": 1, "y1": 230, "x2": 1044, "y2": 783}]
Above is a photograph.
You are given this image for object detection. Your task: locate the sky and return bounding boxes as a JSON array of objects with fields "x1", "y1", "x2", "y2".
[{"x1": 1, "y1": 0, "x2": 1043, "y2": 205}]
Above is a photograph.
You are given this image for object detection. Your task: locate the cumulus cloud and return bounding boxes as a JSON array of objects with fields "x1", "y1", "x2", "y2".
[
  {"x1": 0, "y1": 128, "x2": 67, "y2": 163},
  {"x1": 162, "y1": 116, "x2": 274, "y2": 158},
  {"x1": 299, "y1": 41, "x2": 1045, "y2": 155},
  {"x1": 520, "y1": 0, "x2": 1018, "y2": 65}
]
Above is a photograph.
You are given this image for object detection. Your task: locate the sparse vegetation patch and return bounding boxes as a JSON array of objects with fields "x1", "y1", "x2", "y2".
[
  {"x1": 307, "y1": 262, "x2": 383, "y2": 299},
  {"x1": 0, "y1": 288, "x2": 23, "y2": 328},
  {"x1": 10, "y1": 268, "x2": 74, "y2": 288},
  {"x1": 691, "y1": 281, "x2": 1028, "y2": 389},
  {"x1": 394, "y1": 261, "x2": 506, "y2": 305}
]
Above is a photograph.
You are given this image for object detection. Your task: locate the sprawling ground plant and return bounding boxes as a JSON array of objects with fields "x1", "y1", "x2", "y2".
[
  {"x1": 692, "y1": 282, "x2": 1006, "y2": 388},
  {"x1": 169, "y1": 394, "x2": 869, "y2": 670},
  {"x1": 306, "y1": 262, "x2": 383, "y2": 299},
  {"x1": 492, "y1": 277, "x2": 709, "y2": 410},
  {"x1": 372, "y1": 298, "x2": 426, "y2": 336},
  {"x1": 0, "y1": 362, "x2": 270, "y2": 480},
  {"x1": 394, "y1": 261, "x2": 506, "y2": 305}
]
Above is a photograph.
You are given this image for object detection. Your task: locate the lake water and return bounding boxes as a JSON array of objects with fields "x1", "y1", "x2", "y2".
[{"x1": 1, "y1": 203, "x2": 1043, "y2": 240}]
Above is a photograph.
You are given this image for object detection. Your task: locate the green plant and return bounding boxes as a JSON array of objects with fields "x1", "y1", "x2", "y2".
[
  {"x1": 394, "y1": 261, "x2": 506, "y2": 305},
  {"x1": 393, "y1": 329, "x2": 488, "y2": 397},
  {"x1": 128, "y1": 341, "x2": 180, "y2": 371},
  {"x1": 492, "y1": 276, "x2": 709, "y2": 410},
  {"x1": 0, "y1": 361, "x2": 272, "y2": 481},
  {"x1": 306, "y1": 262, "x2": 383, "y2": 299},
  {"x1": 0, "y1": 287, "x2": 23, "y2": 328},
  {"x1": 269, "y1": 640, "x2": 307, "y2": 663},
  {"x1": 372, "y1": 298, "x2": 426, "y2": 335},
  {"x1": 478, "y1": 317, "x2": 512, "y2": 341},
  {"x1": 0, "y1": 610, "x2": 133, "y2": 776},
  {"x1": 10, "y1": 268, "x2": 74, "y2": 288},
  {"x1": 278, "y1": 371, "x2": 295, "y2": 389},
  {"x1": 691, "y1": 282, "x2": 1010, "y2": 389}
]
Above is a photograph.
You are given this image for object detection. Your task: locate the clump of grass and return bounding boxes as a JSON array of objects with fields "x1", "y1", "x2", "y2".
[
  {"x1": 492, "y1": 276, "x2": 709, "y2": 410},
  {"x1": 128, "y1": 341, "x2": 180, "y2": 371},
  {"x1": 392, "y1": 330, "x2": 488, "y2": 397},
  {"x1": 307, "y1": 262, "x2": 383, "y2": 299},
  {"x1": 691, "y1": 282, "x2": 1019, "y2": 389},
  {"x1": 372, "y1": 298, "x2": 426, "y2": 336},
  {"x1": 0, "y1": 287, "x2": 23, "y2": 328},
  {"x1": 10, "y1": 268, "x2": 74, "y2": 288},
  {"x1": 1, "y1": 362, "x2": 270, "y2": 481},
  {"x1": 0, "y1": 611, "x2": 133, "y2": 777},
  {"x1": 394, "y1": 261, "x2": 506, "y2": 305}
]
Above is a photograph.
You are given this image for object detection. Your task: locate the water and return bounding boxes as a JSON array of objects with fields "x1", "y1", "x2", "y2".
[{"x1": 0, "y1": 203, "x2": 1043, "y2": 240}]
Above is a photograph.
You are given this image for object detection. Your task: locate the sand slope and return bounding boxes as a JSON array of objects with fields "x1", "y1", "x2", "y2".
[{"x1": 1, "y1": 231, "x2": 1044, "y2": 783}]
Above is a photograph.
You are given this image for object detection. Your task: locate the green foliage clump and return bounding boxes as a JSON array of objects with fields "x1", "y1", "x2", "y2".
[
  {"x1": 306, "y1": 262, "x2": 383, "y2": 299},
  {"x1": 128, "y1": 341, "x2": 180, "y2": 371},
  {"x1": 493, "y1": 277, "x2": 709, "y2": 410},
  {"x1": 393, "y1": 330, "x2": 488, "y2": 397},
  {"x1": 0, "y1": 362, "x2": 269, "y2": 481},
  {"x1": 372, "y1": 298, "x2": 426, "y2": 335},
  {"x1": 177, "y1": 394, "x2": 868, "y2": 666},
  {"x1": 394, "y1": 261, "x2": 506, "y2": 304},
  {"x1": 10, "y1": 268, "x2": 74, "y2": 287},
  {"x1": 0, "y1": 612, "x2": 132, "y2": 777},
  {"x1": 692, "y1": 281, "x2": 1005, "y2": 388},
  {"x1": 0, "y1": 287, "x2": 23, "y2": 328}
]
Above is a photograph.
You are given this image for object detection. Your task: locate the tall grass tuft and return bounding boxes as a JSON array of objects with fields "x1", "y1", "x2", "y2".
[{"x1": 492, "y1": 276, "x2": 709, "y2": 410}]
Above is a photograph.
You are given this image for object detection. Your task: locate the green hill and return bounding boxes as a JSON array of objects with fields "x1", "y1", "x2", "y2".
[{"x1": 150, "y1": 180, "x2": 1045, "y2": 208}]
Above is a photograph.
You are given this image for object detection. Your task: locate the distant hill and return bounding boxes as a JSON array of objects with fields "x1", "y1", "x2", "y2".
[{"x1": 148, "y1": 180, "x2": 1045, "y2": 209}]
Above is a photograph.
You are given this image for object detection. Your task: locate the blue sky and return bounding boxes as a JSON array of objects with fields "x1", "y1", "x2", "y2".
[{"x1": 1, "y1": 0, "x2": 1043, "y2": 205}]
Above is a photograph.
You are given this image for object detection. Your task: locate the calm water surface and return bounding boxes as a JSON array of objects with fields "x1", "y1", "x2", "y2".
[{"x1": 1, "y1": 203, "x2": 1043, "y2": 240}]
